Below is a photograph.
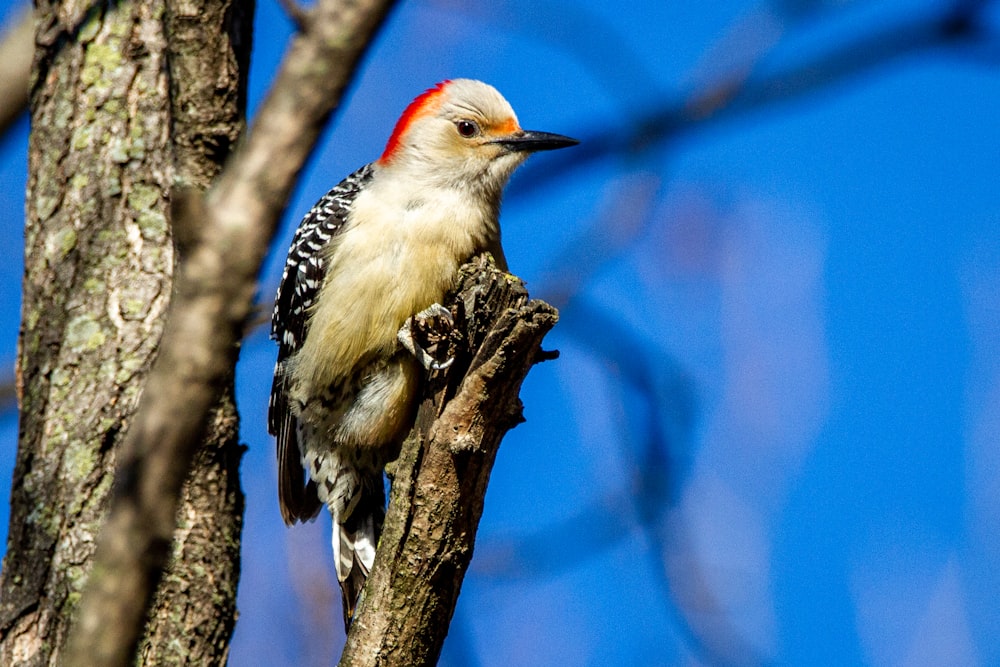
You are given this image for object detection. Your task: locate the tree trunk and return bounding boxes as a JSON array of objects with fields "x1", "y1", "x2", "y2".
[{"x1": 0, "y1": 2, "x2": 252, "y2": 665}]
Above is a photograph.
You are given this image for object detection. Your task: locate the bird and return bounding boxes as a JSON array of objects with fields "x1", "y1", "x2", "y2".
[{"x1": 268, "y1": 79, "x2": 578, "y2": 629}]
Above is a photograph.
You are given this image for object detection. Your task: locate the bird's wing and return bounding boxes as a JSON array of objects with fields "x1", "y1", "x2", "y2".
[{"x1": 268, "y1": 163, "x2": 375, "y2": 524}]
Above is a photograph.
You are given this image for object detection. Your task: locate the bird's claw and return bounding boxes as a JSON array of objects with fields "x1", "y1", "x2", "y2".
[
  {"x1": 416, "y1": 303, "x2": 454, "y2": 327},
  {"x1": 398, "y1": 303, "x2": 456, "y2": 371},
  {"x1": 428, "y1": 356, "x2": 454, "y2": 371}
]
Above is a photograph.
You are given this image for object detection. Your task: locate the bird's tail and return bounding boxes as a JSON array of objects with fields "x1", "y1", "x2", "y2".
[
  {"x1": 308, "y1": 447, "x2": 387, "y2": 629},
  {"x1": 327, "y1": 465, "x2": 386, "y2": 631}
]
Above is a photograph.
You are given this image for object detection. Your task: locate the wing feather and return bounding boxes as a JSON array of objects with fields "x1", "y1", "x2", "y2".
[{"x1": 268, "y1": 164, "x2": 375, "y2": 524}]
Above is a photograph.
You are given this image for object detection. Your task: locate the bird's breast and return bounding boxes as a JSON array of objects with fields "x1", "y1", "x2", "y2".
[{"x1": 292, "y1": 185, "x2": 499, "y2": 392}]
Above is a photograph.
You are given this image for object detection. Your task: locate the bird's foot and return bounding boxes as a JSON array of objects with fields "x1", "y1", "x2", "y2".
[{"x1": 398, "y1": 303, "x2": 456, "y2": 371}]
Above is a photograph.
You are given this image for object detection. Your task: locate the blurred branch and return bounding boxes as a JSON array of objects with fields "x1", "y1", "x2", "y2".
[
  {"x1": 61, "y1": 1, "x2": 399, "y2": 665},
  {"x1": 536, "y1": 172, "x2": 663, "y2": 308},
  {"x1": 472, "y1": 295, "x2": 694, "y2": 579},
  {"x1": 470, "y1": 295, "x2": 762, "y2": 664},
  {"x1": 678, "y1": 0, "x2": 835, "y2": 118},
  {"x1": 0, "y1": 8, "x2": 32, "y2": 139},
  {"x1": 471, "y1": 490, "x2": 638, "y2": 580},
  {"x1": 277, "y1": 0, "x2": 310, "y2": 31},
  {"x1": 0, "y1": 370, "x2": 13, "y2": 414},
  {"x1": 470, "y1": 179, "x2": 683, "y2": 575},
  {"x1": 427, "y1": 0, "x2": 662, "y2": 107},
  {"x1": 510, "y1": 0, "x2": 998, "y2": 197},
  {"x1": 707, "y1": 0, "x2": 996, "y2": 115}
]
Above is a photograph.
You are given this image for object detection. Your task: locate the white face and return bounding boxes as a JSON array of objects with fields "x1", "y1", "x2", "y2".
[{"x1": 391, "y1": 80, "x2": 531, "y2": 191}]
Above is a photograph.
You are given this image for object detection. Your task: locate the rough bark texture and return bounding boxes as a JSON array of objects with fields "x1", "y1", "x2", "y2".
[
  {"x1": 59, "y1": 0, "x2": 399, "y2": 665},
  {"x1": 340, "y1": 256, "x2": 559, "y2": 666},
  {"x1": 0, "y1": 2, "x2": 252, "y2": 665}
]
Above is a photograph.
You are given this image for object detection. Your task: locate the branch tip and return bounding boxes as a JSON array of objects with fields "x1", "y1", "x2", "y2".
[
  {"x1": 536, "y1": 348, "x2": 560, "y2": 363},
  {"x1": 277, "y1": 0, "x2": 311, "y2": 31}
]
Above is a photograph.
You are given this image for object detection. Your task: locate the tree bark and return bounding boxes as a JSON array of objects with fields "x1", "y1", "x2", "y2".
[
  {"x1": 0, "y1": 2, "x2": 252, "y2": 665},
  {"x1": 340, "y1": 256, "x2": 559, "y2": 666},
  {"x1": 59, "y1": 0, "x2": 398, "y2": 665}
]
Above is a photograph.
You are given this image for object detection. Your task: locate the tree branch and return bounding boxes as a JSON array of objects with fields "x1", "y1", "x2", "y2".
[
  {"x1": 0, "y1": 8, "x2": 31, "y2": 139},
  {"x1": 62, "y1": 1, "x2": 399, "y2": 665},
  {"x1": 340, "y1": 255, "x2": 559, "y2": 666}
]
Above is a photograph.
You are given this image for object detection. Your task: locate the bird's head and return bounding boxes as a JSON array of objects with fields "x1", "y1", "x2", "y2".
[{"x1": 377, "y1": 79, "x2": 578, "y2": 194}]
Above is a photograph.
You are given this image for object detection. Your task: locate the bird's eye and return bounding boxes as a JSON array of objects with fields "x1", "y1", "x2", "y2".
[{"x1": 456, "y1": 120, "x2": 480, "y2": 138}]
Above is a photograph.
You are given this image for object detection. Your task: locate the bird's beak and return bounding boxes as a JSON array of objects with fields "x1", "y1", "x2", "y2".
[{"x1": 492, "y1": 130, "x2": 579, "y2": 153}]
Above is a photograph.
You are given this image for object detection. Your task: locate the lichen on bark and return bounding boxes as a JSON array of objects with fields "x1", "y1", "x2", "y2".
[{"x1": 0, "y1": 2, "x2": 252, "y2": 665}]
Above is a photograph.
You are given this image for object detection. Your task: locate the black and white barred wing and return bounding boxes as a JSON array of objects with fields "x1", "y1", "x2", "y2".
[{"x1": 268, "y1": 163, "x2": 374, "y2": 524}]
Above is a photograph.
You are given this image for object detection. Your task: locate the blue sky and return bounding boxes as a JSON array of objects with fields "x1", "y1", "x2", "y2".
[{"x1": 2, "y1": 1, "x2": 1000, "y2": 665}]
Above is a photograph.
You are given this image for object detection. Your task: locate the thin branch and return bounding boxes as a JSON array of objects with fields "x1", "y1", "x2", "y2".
[
  {"x1": 277, "y1": 0, "x2": 311, "y2": 31},
  {"x1": 0, "y1": 371, "x2": 13, "y2": 414},
  {"x1": 426, "y1": 0, "x2": 663, "y2": 107},
  {"x1": 509, "y1": 0, "x2": 997, "y2": 197},
  {"x1": 61, "y1": 1, "x2": 399, "y2": 665}
]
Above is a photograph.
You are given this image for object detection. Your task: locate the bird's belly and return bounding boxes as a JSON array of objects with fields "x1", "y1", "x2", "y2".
[
  {"x1": 335, "y1": 352, "x2": 420, "y2": 449},
  {"x1": 296, "y1": 234, "x2": 465, "y2": 392},
  {"x1": 297, "y1": 352, "x2": 419, "y2": 453}
]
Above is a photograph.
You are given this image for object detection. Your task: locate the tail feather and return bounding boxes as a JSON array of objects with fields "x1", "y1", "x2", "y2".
[
  {"x1": 331, "y1": 471, "x2": 386, "y2": 630},
  {"x1": 308, "y1": 448, "x2": 388, "y2": 630},
  {"x1": 339, "y1": 565, "x2": 368, "y2": 630}
]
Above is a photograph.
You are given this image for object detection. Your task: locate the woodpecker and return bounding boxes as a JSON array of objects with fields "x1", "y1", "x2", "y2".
[{"x1": 269, "y1": 79, "x2": 577, "y2": 628}]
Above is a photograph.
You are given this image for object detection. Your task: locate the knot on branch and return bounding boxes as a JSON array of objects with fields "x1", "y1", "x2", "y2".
[{"x1": 411, "y1": 254, "x2": 559, "y2": 410}]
